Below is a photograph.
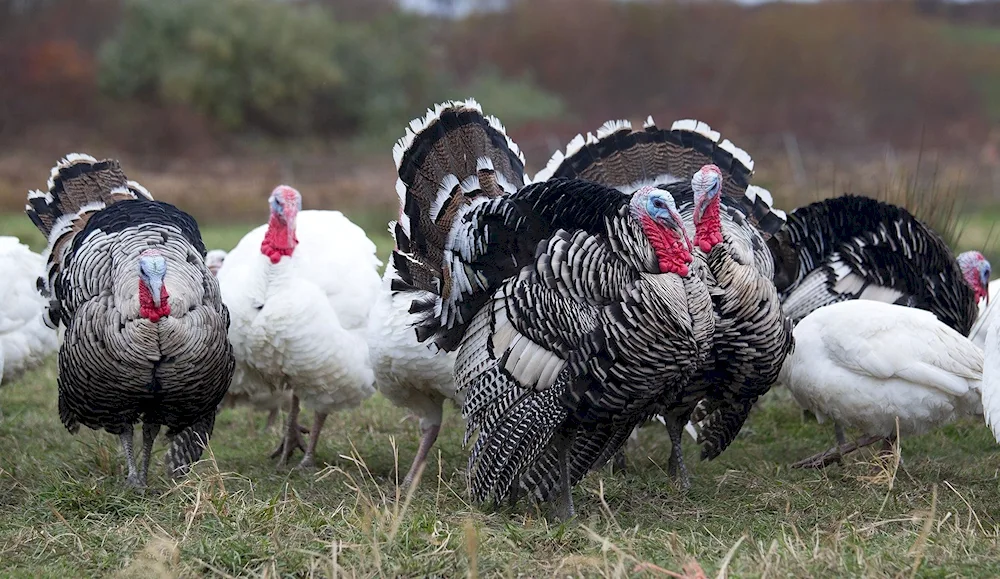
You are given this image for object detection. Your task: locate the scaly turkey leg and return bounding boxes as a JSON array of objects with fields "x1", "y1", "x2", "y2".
[
  {"x1": 270, "y1": 394, "x2": 306, "y2": 466},
  {"x1": 402, "y1": 423, "x2": 441, "y2": 488},
  {"x1": 791, "y1": 434, "x2": 885, "y2": 469},
  {"x1": 120, "y1": 424, "x2": 141, "y2": 488},
  {"x1": 297, "y1": 412, "x2": 328, "y2": 469}
]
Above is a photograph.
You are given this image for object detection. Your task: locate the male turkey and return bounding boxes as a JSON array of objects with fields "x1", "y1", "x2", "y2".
[
  {"x1": 218, "y1": 186, "x2": 381, "y2": 468},
  {"x1": 532, "y1": 118, "x2": 793, "y2": 487},
  {"x1": 768, "y1": 195, "x2": 988, "y2": 335},
  {"x1": 390, "y1": 99, "x2": 716, "y2": 518},
  {"x1": 0, "y1": 236, "x2": 59, "y2": 390},
  {"x1": 25, "y1": 154, "x2": 235, "y2": 487},
  {"x1": 782, "y1": 300, "x2": 1000, "y2": 468},
  {"x1": 368, "y1": 259, "x2": 460, "y2": 488}
]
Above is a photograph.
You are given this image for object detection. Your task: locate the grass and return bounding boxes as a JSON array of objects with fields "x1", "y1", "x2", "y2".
[{"x1": 2, "y1": 218, "x2": 1000, "y2": 577}]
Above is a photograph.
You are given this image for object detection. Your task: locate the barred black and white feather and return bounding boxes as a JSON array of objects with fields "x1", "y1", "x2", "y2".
[
  {"x1": 24, "y1": 154, "x2": 234, "y2": 486},
  {"x1": 768, "y1": 195, "x2": 978, "y2": 335},
  {"x1": 536, "y1": 118, "x2": 794, "y2": 470},
  {"x1": 391, "y1": 100, "x2": 715, "y2": 509}
]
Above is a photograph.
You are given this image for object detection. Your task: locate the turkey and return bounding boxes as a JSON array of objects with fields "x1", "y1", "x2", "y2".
[
  {"x1": 781, "y1": 299, "x2": 1000, "y2": 468},
  {"x1": 25, "y1": 154, "x2": 235, "y2": 487},
  {"x1": 390, "y1": 99, "x2": 716, "y2": 518},
  {"x1": 205, "y1": 249, "x2": 227, "y2": 277},
  {"x1": 368, "y1": 259, "x2": 460, "y2": 488},
  {"x1": 768, "y1": 195, "x2": 987, "y2": 335},
  {"x1": 968, "y1": 273, "x2": 999, "y2": 349},
  {"x1": 0, "y1": 237, "x2": 59, "y2": 390},
  {"x1": 532, "y1": 118, "x2": 792, "y2": 487},
  {"x1": 217, "y1": 186, "x2": 381, "y2": 469}
]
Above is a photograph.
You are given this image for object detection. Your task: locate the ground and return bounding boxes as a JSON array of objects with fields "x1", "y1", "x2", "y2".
[{"x1": 1, "y1": 218, "x2": 1000, "y2": 578}]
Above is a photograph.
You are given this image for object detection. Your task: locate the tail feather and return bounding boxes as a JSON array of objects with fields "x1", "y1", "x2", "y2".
[
  {"x1": 164, "y1": 412, "x2": 216, "y2": 478},
  {"x1": 26, "y1": 154, "x2": 154, "y2": 326},
  {"x1": 533, "y1": 117, "x2": 785, "y2": 238}
]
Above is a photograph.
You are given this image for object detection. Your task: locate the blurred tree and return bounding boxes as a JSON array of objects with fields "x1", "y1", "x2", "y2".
[{"x1": 99, "y1": 0, "x2": 347, "y2": 134}]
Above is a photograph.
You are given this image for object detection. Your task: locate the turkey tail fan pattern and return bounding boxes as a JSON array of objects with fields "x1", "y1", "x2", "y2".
[
  {"x1": 532, "y1": 117, "x2": 786, "y2": 239},
  {"x1": 767, "y1": 195, "x2": 978, "y2": 335},
  {"x1": 26, "y1": 154, "x2": 155, "y2": 329},
  {"x1": 164, "y1": 412, "x2": 216, "y2": 478},
  {"x1": 390, "y1": 98, "x2": 528, "y2": 352}
]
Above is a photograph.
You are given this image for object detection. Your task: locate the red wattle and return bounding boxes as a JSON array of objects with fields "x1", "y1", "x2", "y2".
[
  {"x1": 640, "y1": 215, "x2": 692, "y2": 276},
  {"x1": 260, "y1": 214, "x2": 298, "y2": 264},
  {"x1": 694, "y1": 199, "x2": 723, "y2": 253},
  {"x1": 138, "y1": 281, "x2": 171, "y2": 322}
]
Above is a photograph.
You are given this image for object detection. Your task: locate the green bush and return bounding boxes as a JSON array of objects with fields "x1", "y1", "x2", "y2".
[{"x1": 99, "y1": 0, "x2": 347, "y2": 134}]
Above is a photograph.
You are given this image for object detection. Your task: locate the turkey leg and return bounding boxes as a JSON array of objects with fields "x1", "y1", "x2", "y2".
[
  {"x1": 790, "y1": 433, "x2": 884, "y2": 469},
  {"x1": 138, "y1": 422, "x2": 161, "y2": 487},
  {"x1": 834, "y1": 423, "x2": 847, "y2": 446},
  {"x1": 402, "y1": 423, "x2": 441, "y2": 488},
  {"x1": 554, "y1": 431, "x2": 575, "y2": 521},
  {"x1": 270, "y1": 394, "x2": 306, "y2": 466},
  {"x1": 298, "y1": 412, "x2": 328, "y2": 469},
  {"x1": 120, "y1": 424, "x2": 141, "y2": 488},
  {"x1": 664, "y1": 416, "x2": 691, "y2": 490}
]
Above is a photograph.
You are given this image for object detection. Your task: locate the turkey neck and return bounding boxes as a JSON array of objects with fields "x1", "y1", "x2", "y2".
[
  {"x1": 261, "y1": 214, "x2": 298, "y2": 264},
  {"x1": 694, "y1": 200, "x2": 723, "y2": 253},
  {"x1": 637, "y1": 216, "x2": 691, "y2": 277},
  {"x1": 138, "y1": 279, "x2": 171, "y2": 322}
]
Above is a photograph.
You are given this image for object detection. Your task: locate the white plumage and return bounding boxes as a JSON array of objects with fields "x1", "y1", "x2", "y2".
[
  {"x1": 368, "y1": 259, "x2": 461, "y2": 486},
  {"x1": 969, "y1": 278, "x2": 1000, "y2": 349},
  {"x1": 781, "y1": 300, "x2": 997, "y2": 467},
  {"x1": 0, "y1": 236, "x2": 59, "y2": 386},
  {"x1": 981, "y1": 301, "x2": 1000, "y2": 443},
  {"x1": 217, "y1": 187, "x2": 382, "y2": 468}
]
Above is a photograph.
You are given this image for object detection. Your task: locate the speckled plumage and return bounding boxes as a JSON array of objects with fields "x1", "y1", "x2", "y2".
[
  {"x1": 390, "y1": 100, "x2": 713, "y2": 513},
  {"x1": 0, "y1": 236, "x2": 59, "y2": 387},
  {"x1": 533, "y1": 119, "x2": 792, "y2": 483},
  {"x1": 24, "y1": 154, "x2": 234, "y2": 485},
  {"x1": 218, "y1": 204, "x2": 381, "y2": 468},
  {"x1": 768, "y1": 195, "x2": 979, "y2": 335}
]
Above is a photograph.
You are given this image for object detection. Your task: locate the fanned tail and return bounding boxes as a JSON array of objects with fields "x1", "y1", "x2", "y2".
[
  {"x1": 533, "y1": 117, "x2": 786, "y2": 238},
  {"x1": 25, "y1": 154, "x2": 153, "y2": 328},
  {"x1": 164, "y1": 412, "x2": 216, "y2": 479},
  {"x1": 390, "y1": 98, "x2": 528, "y2": 352}
]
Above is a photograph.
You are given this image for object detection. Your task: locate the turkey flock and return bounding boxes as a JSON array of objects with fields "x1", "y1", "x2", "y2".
[{"x1": 3, "y1": 99, "x2": 1000, "y2": 519}]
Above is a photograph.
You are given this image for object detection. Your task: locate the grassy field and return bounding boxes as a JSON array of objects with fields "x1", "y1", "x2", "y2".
[{"x1": 2, "y1": 217, "x2": 1000, "y2": 577}]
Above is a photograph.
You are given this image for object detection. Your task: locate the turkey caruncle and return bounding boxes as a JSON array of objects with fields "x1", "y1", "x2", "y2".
[
  {"x1": 25, "y1": 154, "x2": 235, "y2": 488},
  {"x1": 532, "y1": 117, "x2": 793, "y2": 488}
]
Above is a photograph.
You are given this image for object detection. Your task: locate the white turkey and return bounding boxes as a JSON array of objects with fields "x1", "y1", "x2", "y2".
[
  {"x1": 0, "y1": 236, "x2": 59, "y2": 391},
  {"x1": 780, "y1": 299, "x2": 1000, "y2": 468},
  {"x1": 768, "y1": 195, "x2": 987, "y2": 334},
  {"x1": 217, "y1": 185, "x2": 381, "y2": 468},
  {"x1": 25, "y1": 154, "x2": 235, "y2": 487},
  {"x1": 968, "y1": 275, "x2": 1000, "y2": 349},
  {"x1": 205, "y1": 249, "x2": 227, "y2": 277},
  {"x1": 532, "y1": 118, "x2": 792, "y2": 488},
  {"x1": 368, "y1": 259, "x2": 460, "y2": 488},
  {"x1": 390, "y1": 99, "x2": 718, "y2": 518}
]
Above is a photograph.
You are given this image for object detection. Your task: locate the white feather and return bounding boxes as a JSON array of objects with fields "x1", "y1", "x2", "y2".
[
  {"x1": 0, "y1": 237, "x2": 59, "y2": 385},
  {"x1": 596, "y1": 119, "x2": 632, "y2": 139},
  {"x1": 720, "y1": 139, "x2": 755, "y2": 172}
]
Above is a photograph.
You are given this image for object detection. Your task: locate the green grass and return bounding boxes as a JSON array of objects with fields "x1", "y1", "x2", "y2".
[{"x1": 3, "y1": 219, "x2": 1000, "y2": 577}]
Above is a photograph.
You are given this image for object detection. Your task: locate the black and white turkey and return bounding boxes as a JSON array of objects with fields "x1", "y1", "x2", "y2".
[
  {"x1": 768, "y1": 195, "x2": 989, "y2": 334},
  {"x1": 532, "y1": 118, "x2": 793, "y2": 487},
  {"x1": 390, "y1": 99, "x2": 716, "y2": 517},
  {"x1": 25, "y1": 154, "x2": 235, "y2": 487}
]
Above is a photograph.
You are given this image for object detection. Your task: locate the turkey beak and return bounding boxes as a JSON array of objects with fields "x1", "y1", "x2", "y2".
[
  {"x1": 146, "y1": 276, "x2": 164, "y2": 308},
  {"x1": 669, "y1": 209, "x2": 693, "y2": 253}
]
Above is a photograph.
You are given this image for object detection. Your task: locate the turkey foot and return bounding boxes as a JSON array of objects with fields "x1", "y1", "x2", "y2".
[
  {"x1": 271, "y1": 395, "x2": 306, "y2": 467},
  {"x1": 402, "y1": 423, "x2": 441, "y2": 488},
  {"x1": 791, "y1": 434, "x2": 885, "y2": 469},
  {"x1": 297, "y1": 412, "x2": 328, "y2": 470},
  {"x1": 264, "y1": 408, "x2": 310, "y2": 434}
]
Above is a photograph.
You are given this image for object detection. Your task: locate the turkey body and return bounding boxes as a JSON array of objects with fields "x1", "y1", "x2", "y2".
[
  {"x1": 219, "y1": 205, "x2": 381, "y2": 468},
  {"x1": 368, "y1": 260, "x2": 460, "y2": 486},
  {"x1": 0, "y1": 236, "x2": 59, "y2": 385},
  {"x1": 768, "y1": 195, "x2": 980, "y2": 335},
  {"x1": 390, "y1": 100, "x2": 715, "y2": 517},
  {"x1": 25, "y1": 154, "x2": 234, "y2": 486},
  {"x1": 781, "y1": 300, "x2": 992, "y2": 466},
  {"x1": 530, "y1": 117, "x2": 792, "y2": 484}
]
